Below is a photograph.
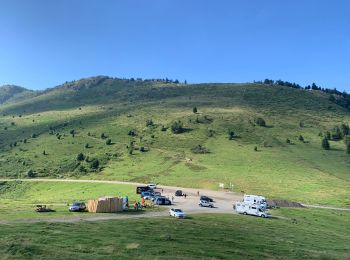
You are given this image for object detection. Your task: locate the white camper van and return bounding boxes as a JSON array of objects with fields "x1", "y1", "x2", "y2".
[
  {"x1": 243, "y1": 194, "x2": 267, "y2": 208},
  {"x1": 234, "y1": 202, "x2": 270, "y2": 218}
]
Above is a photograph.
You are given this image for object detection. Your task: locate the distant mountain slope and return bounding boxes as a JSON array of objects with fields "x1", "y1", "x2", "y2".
[
  {"x1": 0, "y1": 85, "x2": 36, "y2": 105},
  {"x1": 0, "y1": 76, "x2": 349, "y2": 207}
]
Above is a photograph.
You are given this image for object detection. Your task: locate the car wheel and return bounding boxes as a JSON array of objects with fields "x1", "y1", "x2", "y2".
[
  {"x1": 261, "y1": 214, "x2": 266, "y2": 218},
  {"x1": 243, "y1": 212, "x2": 247, "y2": 215}
]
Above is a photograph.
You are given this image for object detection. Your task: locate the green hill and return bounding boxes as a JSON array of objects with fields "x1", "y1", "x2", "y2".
[
  {"x1": 0, "y1": 76, "x2": 349, "y2": 206},
  {"x1": 0, "y1": 85, "x2": 36, "y2": 105}
]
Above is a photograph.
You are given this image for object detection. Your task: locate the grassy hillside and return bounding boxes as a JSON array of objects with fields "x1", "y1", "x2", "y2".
[
  {"x1": 0, "y1": 85, "x2": 36, "y2": 104},
  {"x1": 0, "y1": 209, "x2": 349, "y2": 259},
  {"x1": 0, "y1": 77, "x2": 349, "y2": 206}
]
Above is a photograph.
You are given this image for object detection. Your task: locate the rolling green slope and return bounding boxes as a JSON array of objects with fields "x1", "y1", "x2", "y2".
[{"x1": 0, "y1": 77, "x2": 349, "y2": 206}]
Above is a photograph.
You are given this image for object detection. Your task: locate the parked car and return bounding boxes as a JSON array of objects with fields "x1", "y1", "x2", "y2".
[
  {"x1": 199, "y1": 199, "x2": 214, "y2": 208},
  {"x1": 200, "y1": 195, "x2": 214, "y2": 202},
  {"x1": 69, "y1": 202, "x2": 86, "y2": 212},
  {"x1": 155, "y1": 197, "x2": 171, "y2": 205},
  {"x1": 151, "y1": 195, "x2": 166, "y2": 202},
  {"x1": 147, "y1": 183, "x2": 157, "y2": 190},
  {"x1": 169, "y1": 208, "x2": 186, "y2": 218},
  {"x1": 141, "y1": 191, "x2": 154, "y2": 199},
  {"x1": 136, "y1": 186, "x2": 152, "y2": 194},
  {"x1": 175, "y1": 190, "x2": 183, "y2": 196}
]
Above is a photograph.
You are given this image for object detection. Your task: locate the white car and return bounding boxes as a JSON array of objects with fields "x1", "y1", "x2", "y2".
[
  {"x1": 169, "y1": 208, "x2": 186, "y2": 218},
  {"x1": 199, "y1": 200, "x2": 214, "y2": 208},
  {"x1": 147, "y1": 183, "x2": 157, "y2": 190}
]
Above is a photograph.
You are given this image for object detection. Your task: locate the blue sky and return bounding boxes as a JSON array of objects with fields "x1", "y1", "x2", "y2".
[{"x1": 0, "y1": 0, "x2": 350, "y2": 91}]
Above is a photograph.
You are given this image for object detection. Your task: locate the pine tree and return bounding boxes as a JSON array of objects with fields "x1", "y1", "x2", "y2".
[{"x1": 322, "y1": 137, "x2": 330, "y2": 150}]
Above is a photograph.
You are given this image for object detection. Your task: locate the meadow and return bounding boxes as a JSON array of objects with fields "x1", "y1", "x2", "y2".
[
  {"x1": 0, "y1": 79, "x2": 349, "y2": 207},
  {"x1": 0, "y1": 209, "x2": 349, "y2": 259}
]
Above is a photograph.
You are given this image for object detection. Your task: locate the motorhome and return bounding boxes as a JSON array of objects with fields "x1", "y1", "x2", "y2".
[
  {"x1": 243, "y1": 194, "x2": 267, "y2": 208},
  {"x1": 234, "y1": 202, "x2": 270, "y2": 218}
]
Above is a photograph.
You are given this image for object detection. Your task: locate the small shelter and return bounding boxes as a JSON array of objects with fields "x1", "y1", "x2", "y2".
[{"x1": 87, "y1": 196, "x2": 123, "y2": 213}]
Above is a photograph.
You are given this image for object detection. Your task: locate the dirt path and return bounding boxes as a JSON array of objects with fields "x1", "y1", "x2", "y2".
[{"x1": 0, "y1": 178, "x2": 349, "y2": 224}]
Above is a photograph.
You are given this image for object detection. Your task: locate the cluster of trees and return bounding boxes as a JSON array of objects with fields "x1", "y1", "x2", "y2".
[
  {"x1": 258, "y1": 78, "x2": 350, "y2": 110},
  {"x1": 322, "y1": 123, "x2": 350, "y2": 151},
  {"x1": 127, "y1": 77, "x2": 185, "y2": 84}
]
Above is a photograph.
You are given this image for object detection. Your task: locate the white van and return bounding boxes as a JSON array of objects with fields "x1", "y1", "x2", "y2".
[
  {"x1": 234, "y1": 202, "x2": 270, "y2": 218},
  {"x1": 243, "y1": 194, "x2": 267, "y2": 208}
]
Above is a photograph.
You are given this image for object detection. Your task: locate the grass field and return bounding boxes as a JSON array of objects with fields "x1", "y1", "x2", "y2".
[
  {"x1": 0, "y1": 181, "x2": 139, "y2": 221},
  {"x1": 0, "y1": 79, "x2": 349, "y2": 207},
  {"x1": 0, "y1": 208, "x2": 349, "y2": 259}
]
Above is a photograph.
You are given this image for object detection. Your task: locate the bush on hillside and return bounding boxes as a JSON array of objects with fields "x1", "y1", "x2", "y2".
[
  {"x1": 322, "y1": 137, "x2": 330, "y2": 150},
  {"x1": 101, "y1": 133, "x2": 107, "y2": 139},
  {"x1": 298, "y1": 135, "x2": 304, "y2": 142},
  {"x1": 193, "y1": 106, "x2": 197, "y2": 113},
  {"x1": 106, "y1": 139, "x2": 112, "y2": 145},
  {"x1": 255, "y1": 117, "x2": 266, "y2": 127},
  {"x1": 77, "y1": 153, "x2": 85, "y2": 161},
  {"x1": 228, "y1": 131, "x2": 235, "y2": 140},
  {"x1": 26, "y1": 169, "x2": 35, "y2": 178},
  {"x1": 191, "y1": 145, "x2": 209, "y2": 154},
  {"x1": 146, "y1": 119, "x2": 154, "y2": 127},
  {"x1": 128, "y1": 129, "x2": 138, "y2": 137},
  {"x1": 171, "y1": 121, "x2": 184, "y2": 134},
  {"x1": 90, "y1": 159, "x2": 99, "y2": 169}
]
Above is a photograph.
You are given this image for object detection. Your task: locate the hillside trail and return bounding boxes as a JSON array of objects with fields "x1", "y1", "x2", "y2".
[{"x1": 0, "y1": 178, "x2": 349, "y2": 224}]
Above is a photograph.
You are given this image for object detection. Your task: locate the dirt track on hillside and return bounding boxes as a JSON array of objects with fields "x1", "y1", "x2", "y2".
[{"x1": 0, "y1": 178, "x2": 349, "y2": 224}]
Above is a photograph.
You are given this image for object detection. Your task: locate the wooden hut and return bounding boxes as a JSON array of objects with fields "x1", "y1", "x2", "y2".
[{"x1": 87, "y1": 196, "x2": 123, "y2": 213}]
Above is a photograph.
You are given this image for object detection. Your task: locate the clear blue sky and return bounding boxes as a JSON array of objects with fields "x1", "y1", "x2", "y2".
[{"x1": 1, "y1": 0, "x2": 350, "y2": 91}]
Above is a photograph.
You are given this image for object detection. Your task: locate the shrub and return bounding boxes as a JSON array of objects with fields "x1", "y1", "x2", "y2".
[
  {"x1": 322, "y1": 137, "x2": 330, "y2": 150},
  {"x1": 161, "y1": 126, "x2": 167, "y2": 132},
  {"x1": 254, "y1": 146, "x2": 258, "y2": 151},
  {"x1": 286, "y1": 138, "x2": 291, "y2": 144},
  {"x1": 101, "y1": 133, "x2": 107, "y2": 139},
  {"x1": 140, "y1": 146, "x2": 148, "y2": 152},
  {"x1": 193, "y1": 107, "x2": 197, "y2": 113},
  {"x1": 255, "y1": 117, "x2": 266, "y2": 127},
  {"x1": 191, "y1": 145, "x2": 209, "y2": 154},
  {"x1": 43, "y1": 150, "x2": 46, "y2": 155},
  {"x1": 146, "y1": 119, "x2": 154, "y2": 127},
  {"x1": 298, "y1": 135, "x2": 304, "y2": 142},
  {"x1": 106, "y1": 139, "x2": 112, "y2": 145},
  {"x1": 27, "y1": 169, "x2": 35, "y2": 178},
  {"x1": 171, "y1": 121, "x2": 184, "y2": 134},
  {"x1": 23, "y1": 139, "x2": 27, "y2": 143},
  {"x1": 331, "y1": 126, "x2": 342, "y2": 140},
  {"x1": 70, "y1": 129, "x2": 75, "y2": 135},
  {"x1": 340, "y1": 123, "x2": 350, "y2": 136},
  {"x1": 325, "y1": 131, "x2": 331, "y2": 140},
  {"x1": 128, "y1": 129, "x2": 137, "y2": 136},
  {"x1": 228, "y1": 131, "x2": 235, "y2": 140},
  {"x1": 31, "y1": 133, "x2": 38, "y2": 138},
  {"x1": 90, "y1": 159, "x2": 99, "y2": 169},
  {"x1": 85, "y1": 143, "x2": 90, "y2": 148},
  {"x1": 77, "y1": 153, "x2": 85, "y2": 161}
]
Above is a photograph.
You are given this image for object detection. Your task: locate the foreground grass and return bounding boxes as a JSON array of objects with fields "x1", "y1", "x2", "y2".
[{"x1": 0, "y1": 208, "x2": 349, "y2": 259}]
